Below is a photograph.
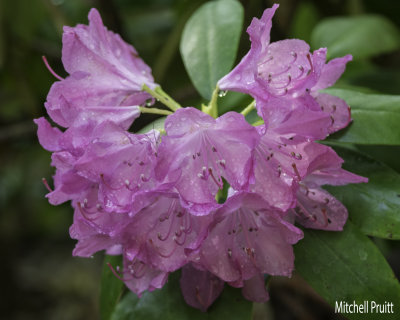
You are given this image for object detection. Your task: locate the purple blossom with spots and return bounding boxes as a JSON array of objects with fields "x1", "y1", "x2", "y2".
[
  {"x1": 35, "y1": 5, "x2": 368, "y2": 313},
  {"x1": 156, "y1": 107, "x2": 259, "y2": 215},
  {"x1": 45, "y1": 8, "x2": 155, "y2": 128},
  {"x1": 218, "y1": 4, "x2": 353, "y2": 136}
]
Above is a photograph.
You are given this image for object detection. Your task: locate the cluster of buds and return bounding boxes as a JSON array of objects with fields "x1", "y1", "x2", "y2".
[{"x1": 36, "y1": 5, "x2": 366, "y2": 311}]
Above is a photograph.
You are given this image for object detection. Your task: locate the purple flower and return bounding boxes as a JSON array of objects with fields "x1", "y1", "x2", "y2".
[
  {"x1": 156, "y1": 107, "x2": 259, "y2": 215},
  {"x1": 195, "y1": 192, "x2": 303, "y2": 283},
  {"x1": 45, "y1": 8, "x2": 155, "y2": 128},
  {"x1": 218, "y1": 4, "x2": 353, "y2": 135}
]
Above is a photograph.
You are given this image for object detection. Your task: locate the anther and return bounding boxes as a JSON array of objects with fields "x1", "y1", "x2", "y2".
[
  {"x1": 217, "y1": 159, "x2": 226, "y2": 168},
  {"x1": 208, "y1": 168, "x2": 223, "y2": 189}
]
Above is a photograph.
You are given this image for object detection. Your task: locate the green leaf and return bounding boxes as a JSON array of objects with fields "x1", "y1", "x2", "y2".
[
  {"x1": 324, "y1": 146, "x2": 400, "y2": 239},
  {"x1": 311, "y1": 15, "x2": 400, "y2": 59},
  {"x1": 137, "y1": 116, "x2": 166, "y2": 134},
  {"x1": 325, "y1": 89, "x2": 400, "y2": 145},
  {"x1": 295, "y1": 222, "x2": 400, "y2": 320},
  {"x1": 100, "y1": 255, "x2": 125, "y2": 320},
  {"x1": 111, "y1": 272, "x2": 252, "y2": 320},
  {"x1": 180, "y1": 0, "x2": 244, "y2": 100},
  {"x1": 289, "y1": 1, "x2": 319, "y2": 43}
]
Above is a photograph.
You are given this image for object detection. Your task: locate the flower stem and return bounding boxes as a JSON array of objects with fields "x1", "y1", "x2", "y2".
[
  {"x1": 142, "y1": 84, "x2": 182, "y2": 112},
  {"x1": 139, "y1": 107, "x2": 173, "y2": 116},
  {"x1": 240, "y1": 100, "x2": 256, "y2": 117},
  {"x1": 202, "y1": 86, "x2": 219, "y2": 118},
  {"x1": 252, "y1": 119, "x2": 264, "y2": 126}
]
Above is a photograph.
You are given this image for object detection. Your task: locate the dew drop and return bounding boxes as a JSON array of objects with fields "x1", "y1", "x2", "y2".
[{"x1": 218, "y1": 90, "x2": 227, "y2": 97}]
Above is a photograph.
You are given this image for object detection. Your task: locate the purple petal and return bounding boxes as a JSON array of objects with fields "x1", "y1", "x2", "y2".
[
  {"x1": 313, "y1": 93, "x2": 351, "y2": 134},
  {"x1": 303, "y1": 143, "x2": 368, "y2": 186},
  {"x1": 313, "y1": 55, "x2": 352, "y2": 91},
  {"x1": 292, "y1": 186, "x2": 348, "y2": 231},
  {"x1": 180, "y1": 263, "x2": 225, "y2": 312},
  {"x1": 62, "y1": 8, "x2": 154, "y2": 88},
  {"x1": 122, "y1": 256, "x2": 168, "y2": 297},
  {"x1": 257, "y1": 97, "x2": 332, "y2": 140},
  {"x1": 241, "y1": 274, "x2": 269, "y2": 303},
  {"x1": 34, "y1": 117, "x2": 63, "y2": 152},
  {"x1": 198, "y1": 192, "x2": 303, "y2": 283},
  {"x1": 218, "y1": 4, "x2": 279, "y2": 96}
]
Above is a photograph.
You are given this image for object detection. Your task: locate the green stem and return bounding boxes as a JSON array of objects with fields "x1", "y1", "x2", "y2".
[
  {"x1": 142, "y1": 84, "x2": 182, "y2": 112},
  {"x1": 240, "y1": 100, "x2": 256, "y2": 117},
  {"x1": 139, "y1": 107, "x2": 173, "y2": 116},
  {"x1": 202, "y1": 86, "x2": 219, "y2": 118},
  {"x1": 252, "y1": 119, "x2": 264, "y2": 126}
]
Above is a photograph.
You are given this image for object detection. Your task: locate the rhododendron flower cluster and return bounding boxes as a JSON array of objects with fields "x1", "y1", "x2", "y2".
[{"x1": 36, "y1": 5, "x2": 367, "y2": 311}]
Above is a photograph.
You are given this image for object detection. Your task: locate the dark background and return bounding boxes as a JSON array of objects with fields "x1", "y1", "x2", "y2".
[{"x1": 1, "y1": 0, "x2": 399, "y2": 319}]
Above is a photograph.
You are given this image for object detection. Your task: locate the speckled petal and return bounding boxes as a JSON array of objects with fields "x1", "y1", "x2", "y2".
[
  {"x1": 124, "y1": 192, "x2": 211, "y2": 272},
  {"x1": 313, "y1": 92, "x2": 351, "y2": 133},
  {"x1": 180, "y1": 263, "x2": 225, "y2": 312},
  {"x1": 122, "y1": 256, "x2": 168, "y2": 297},
  {"x1": 292, "y1": 186, "x2": 348, "y2": 231}
]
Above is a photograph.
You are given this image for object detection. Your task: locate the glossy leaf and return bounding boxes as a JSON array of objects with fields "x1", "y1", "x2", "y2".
[
  {"x1": 110, "y1": 272, "x2": 252, "y2": 320},
  {"x1": 311, "y1": 15, "x2": 400, "y2": 59},
  {"x1": 325, "y1": 146, "x2": 400, "y2": 239},
  {"x1": 137, "y1": 116, "x2": 167, "y2": 134},
  {"x1": 295, "y1": 222, "x2": 400, "y2": 320},
  {"x1": 100, "y1": 255, "x2": 125, "y2": 320},
  {"x1": 325, "y1": 89, "x2": 400, "y2": 145},
  {"x1": 180, "y1": 0, "x2": 244, "y2": 99}
]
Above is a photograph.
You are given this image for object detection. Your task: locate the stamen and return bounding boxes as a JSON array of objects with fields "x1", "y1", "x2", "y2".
[
  {"x1": 217, "y1": 159, "x2": 226, "y2": 168},
  {"x1": 292, "y1": 163, "x2": 302, "y2": 180},
  {"x1": 195, "y1": 287, "x2": 207, "y2": 310},
  {"x1": 42, "y1": 56, "x2": 64, "y2": 81},
  {"x1": 77, "y1": 202, "x2": 97, "y2": 221},
  {"x1": 107, "y1": 262, "x2": 125, "y2": 282},
  {"x1": 208, "y1": 168, "x2": 223, "y2": 189},
  {"x1": 100, "y1": 174, "x2": 122, "y2": 191},
  {"x1": 321, "y1": 208, "x2": 329, "y2": 227},
  {"x1": 41, "y1": 178, "x2": 53, "y2": 192}
]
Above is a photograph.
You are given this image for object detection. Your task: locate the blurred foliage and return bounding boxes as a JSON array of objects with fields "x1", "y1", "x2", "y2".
[{"x1": 1, "y1": 0, "x2": 399, "y2": 319}]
